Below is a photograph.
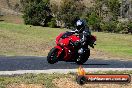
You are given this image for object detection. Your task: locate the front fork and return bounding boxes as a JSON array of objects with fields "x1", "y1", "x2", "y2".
[{"x1": 54, "y1": 45, "x2": 63, "y2": 58}]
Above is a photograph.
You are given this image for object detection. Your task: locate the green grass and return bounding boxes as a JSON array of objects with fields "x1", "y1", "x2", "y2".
[
  {"x1": 93, "y1": 32, "x2": 132, "y2": 59},
  {"x1": 0, "y1": 22, "x2": 66, "y2": 56},
  {"x1": 0, "y1": 71, "x2": 132, "y2": 88},
  {"x1": 0, "y1": 22, "x2": 132, "y2": 59},
  {"x1": 0, "y1": 73, "x2": 69, "y2": 88}
]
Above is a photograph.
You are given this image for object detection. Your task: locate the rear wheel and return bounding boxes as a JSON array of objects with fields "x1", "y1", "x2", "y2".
[
  {"x1": 76, "y1": 49, "x2": 90, "y2": 65},
  {"x1": 76, "y1": 55, "x2": 89, "y2": 65},
  {"x1": 47, "y1": 48, "x2": 59, "y2": 64}
]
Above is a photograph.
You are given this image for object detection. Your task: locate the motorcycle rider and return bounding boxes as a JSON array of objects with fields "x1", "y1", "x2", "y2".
[
  {"x1": 61, "y1": 19, "x2": 93, "y2": 48},
  {"x1": 74, "y1": 19, "x2": 91, "y2": 46}
]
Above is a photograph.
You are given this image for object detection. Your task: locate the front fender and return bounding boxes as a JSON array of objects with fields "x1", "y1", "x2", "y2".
[{"x1": 54, "y1": 46, "x2": 63, "y2": 57}]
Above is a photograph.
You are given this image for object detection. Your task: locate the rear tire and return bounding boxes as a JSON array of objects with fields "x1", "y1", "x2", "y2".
[
  {"x1": 76, "y1": 55, "x2": 89, "y2": 65},
  {"x1": 47, "y1": 48, "x2": 59, "y2": 64},
  {"x1": 76, "y1": 49, "x2": 90, "y2": 65}
]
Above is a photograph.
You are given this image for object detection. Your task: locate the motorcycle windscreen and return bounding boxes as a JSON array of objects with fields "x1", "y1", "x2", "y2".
[{"x1": 61, "y1": 32, "x2": 73, "y2": 39}]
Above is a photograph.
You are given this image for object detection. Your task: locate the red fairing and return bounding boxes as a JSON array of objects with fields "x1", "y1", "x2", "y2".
[
  {"x1": 59, "y1": 38, "x2": 69, "y2": 46},
  {"x1": 58, "y1": 35, "x2": 80, "y2": 46},
  {"x1": 69, "y1": 35, "x2": 80, "y2": 42},
  {"x1": 55, "y1": 33, "x2": 80, "y2": 61},
  {"x1": 56, "y1": 33, "x2": 80, "y2": 46},
  {"x1": 56, "y1": 32, "x2": 65, "y2": 45}
]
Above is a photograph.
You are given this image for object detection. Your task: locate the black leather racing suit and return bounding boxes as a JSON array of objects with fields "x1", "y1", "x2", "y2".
[
  {"x1": 78, "y1": 27, "x2": 91, "y2": 46},
  {"x1": 70, "y1": 26, "x2": 91, "y2": 47}
]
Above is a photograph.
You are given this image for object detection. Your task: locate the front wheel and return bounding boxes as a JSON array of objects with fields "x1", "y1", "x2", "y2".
[{"x1": 47, "y1": 48, "x2": 59, "y2": 64}]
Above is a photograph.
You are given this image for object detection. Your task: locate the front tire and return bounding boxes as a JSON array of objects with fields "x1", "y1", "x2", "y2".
[{"x1": 47, "y1": 48, "x2": 59, "y2": 64}]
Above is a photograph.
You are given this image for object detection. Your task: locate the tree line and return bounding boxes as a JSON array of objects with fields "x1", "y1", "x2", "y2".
[{"x1": 21, "y1": 0, "x2": 132, "y2": 34}]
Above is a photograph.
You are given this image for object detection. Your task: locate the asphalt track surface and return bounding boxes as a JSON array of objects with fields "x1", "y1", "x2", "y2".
[{"x1": 0, "y1": 56, "x2": 132, "y2": 75}]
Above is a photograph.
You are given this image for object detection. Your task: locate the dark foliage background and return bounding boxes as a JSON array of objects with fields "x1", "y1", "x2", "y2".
[{"x1": 22, "y1": 0, "x2": 132, "y2": 34}]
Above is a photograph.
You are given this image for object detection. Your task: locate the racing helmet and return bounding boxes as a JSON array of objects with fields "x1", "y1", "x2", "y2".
[{"x1": 76, "y1": 20, "x2": 85, "y2": 32}]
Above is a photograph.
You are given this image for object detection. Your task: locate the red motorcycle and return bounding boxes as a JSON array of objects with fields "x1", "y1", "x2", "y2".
[{"x1": 47, "y1": 31, "x2": 96, "y2": 65}]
